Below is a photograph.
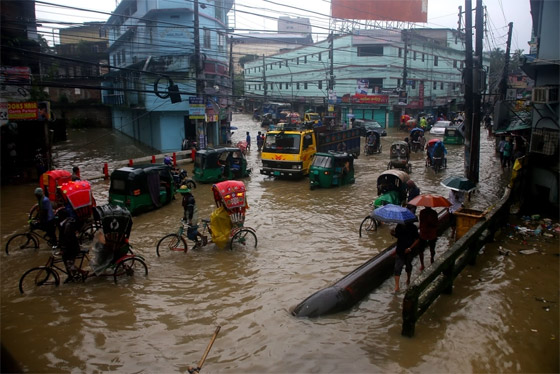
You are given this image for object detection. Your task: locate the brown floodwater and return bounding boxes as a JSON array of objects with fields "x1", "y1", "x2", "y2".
[{"x1": 1, "y1": 114, "x2": 558, "y2": 373}]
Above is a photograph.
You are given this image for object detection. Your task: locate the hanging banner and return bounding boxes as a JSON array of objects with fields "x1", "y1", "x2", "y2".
[{"x1": 189, "y1": 97, "x2": 205, "y2": 119}]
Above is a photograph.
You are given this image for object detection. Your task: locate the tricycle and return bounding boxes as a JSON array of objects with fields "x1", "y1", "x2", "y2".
[
  {"x1": 387, "y1": 140, "x2": 412, "y2": 173},
  {"x1": 309, "y1": 151, "x2": 355, "y2": 190},
  {"x1": 193, "y1": 147, "x2": 250, "y2": 183}
]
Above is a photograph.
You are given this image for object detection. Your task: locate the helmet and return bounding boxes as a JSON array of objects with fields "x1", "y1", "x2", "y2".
[
  {"x1": 34, "y1": 187, "x2": 44, "y2": 197},
  {"x1": 178, "y1": 185, "x2": 191, "y2": 194},
  {"x1": 164, "y1": 156, "x2": 172, "y2": 166}
]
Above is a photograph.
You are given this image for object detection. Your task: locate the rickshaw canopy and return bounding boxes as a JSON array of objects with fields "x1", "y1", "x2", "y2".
[
  {"x1": 212, "y1": 180, "x2": 247, "y2": 210},
  {"x1": 59, "y1": 180, "x2": 95, "y2": 221},
  {"x1": 377, "y1": 170, "x2": 410, "y2": 196},
  {"x1": 40, "y1": 169, "x2": 72, "y2": 202}
]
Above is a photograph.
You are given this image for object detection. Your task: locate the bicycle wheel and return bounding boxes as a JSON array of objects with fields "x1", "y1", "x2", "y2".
[
  {"x1": 113, "y1": 257, "x2": 148, "y2": 283},
  {"x1": 230, "y1": 228, "x2": 257, "y2": 250},
  {"x1": 6, "y1": 233, "x2": 39, "y2": 255},
  {"x1": 28, "y1": 204, "x2": 39, "y2": 221},
  {"x1": 78, "y1": 222, "x2": 101, "y2": 245},
  {"x1": 359, "y1": 216, "x2": 378, "y2": 237},
  {"x1": 19, "y1": 267, "x2": 60, "y2": 294},
  {"x1": 156, "y1": 234, "x2": 188, "y2": 257}
]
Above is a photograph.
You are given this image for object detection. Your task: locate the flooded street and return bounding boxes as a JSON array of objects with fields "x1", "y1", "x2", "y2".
[{"x1": 1, "y1": 114, "x2": 558, "y2": 373}]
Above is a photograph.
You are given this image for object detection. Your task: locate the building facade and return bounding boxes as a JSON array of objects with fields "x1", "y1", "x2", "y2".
[
  {"x1": 244, "y1": 28, "x2": 476, "y2": 127},
  {"x1": 103, "y1": 0, "x2": 233, "y2": 151}
]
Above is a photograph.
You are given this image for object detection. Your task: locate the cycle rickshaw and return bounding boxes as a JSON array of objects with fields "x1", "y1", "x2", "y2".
[
  {"x1": 359, "y1": 170, "x2": 410, "y2": 237},
  {"x1": 387, "y1": 140, "x2": 412, "y2": 173},
  {"x1": 18, "y1": 204, "x2": 148, "y2": 294},
  {"x1": 156, "y1": 180, "x2": 257, "y2": 256}
]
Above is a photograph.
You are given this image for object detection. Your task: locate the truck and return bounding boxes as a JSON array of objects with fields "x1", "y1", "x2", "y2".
[
  {"x1": 303, "y1": 111, "x2": 321, "y2": 125},
  {"x1": 262, "y1": 102, "x2": 292, "y2": 123},
  {"x1": 260, "y1": 124, "x2": 361, "y2": 178}
]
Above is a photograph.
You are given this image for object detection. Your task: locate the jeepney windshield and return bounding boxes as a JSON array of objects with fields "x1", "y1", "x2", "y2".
[{"x1": 263, "y1": 133, "x2": 301, "y2": 154}]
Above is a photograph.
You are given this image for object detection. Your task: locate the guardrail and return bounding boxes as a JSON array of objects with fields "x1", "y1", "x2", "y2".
[{"x1": 401, "y1": 187, "x2": 511, "y2": 337}]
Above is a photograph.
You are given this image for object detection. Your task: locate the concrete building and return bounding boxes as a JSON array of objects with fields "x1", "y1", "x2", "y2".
[
  {"x1": 521, "y1": 0, "x2": 559, "y2": 212},
  {"x1": 102, "y1": 0, "x2": 233, "y2": 151},
  {"x1": 278, "y1": 16, "x2": 312, "y2": 35},
  {"x1": 244, "y1": 28, "x2": 475, "y2": 127}
]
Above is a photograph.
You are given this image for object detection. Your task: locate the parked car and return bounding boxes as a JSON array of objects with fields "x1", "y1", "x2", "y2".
[
  {"x1": 353, "y1": 119, "x2": 387, "y2": 136},
  {"x1": 429, "y1": 120, "x2": 452, "y2": 136}
]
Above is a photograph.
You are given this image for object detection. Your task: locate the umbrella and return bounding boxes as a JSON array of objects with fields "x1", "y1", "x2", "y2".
[
  {"x1": 408, "y1": 194, "x2": 451, "y2": 208},
  {"x1": 372, "y1": 204, "x2": 418, "y2": 224},
  {"x1": 426, "y1": 138, "x2": 442, "y2": 148},
  {"x1": 440, "y1": 176, "x2": 477, "y2": 192}
]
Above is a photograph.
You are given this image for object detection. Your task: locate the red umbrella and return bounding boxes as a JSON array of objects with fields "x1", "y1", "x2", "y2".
[{"x1": 408, "y1": 194, "x2": 451, "y2": 208}]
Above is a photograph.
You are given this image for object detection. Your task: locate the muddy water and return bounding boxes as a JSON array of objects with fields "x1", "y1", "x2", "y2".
[{"x1": 1, "y1": 115, "x2": 558, "y2": 373}]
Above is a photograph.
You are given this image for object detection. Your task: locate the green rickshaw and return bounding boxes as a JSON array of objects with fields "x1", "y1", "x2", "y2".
[
  {"x1": 109, "y1": 164, "x2": 175, "y2": 215},
  {"x1": 309, "y1": 151, "x2": 355, "y2": 190},
  {"x1": 193, "y1": 147, "x2": 250, "y2": 184}
]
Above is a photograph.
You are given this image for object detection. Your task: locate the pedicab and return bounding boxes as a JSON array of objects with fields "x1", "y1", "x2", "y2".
[
  {"x1": 58, "y1": 180, "x2": 99, "y2": 243},
  {"x1": 409, "y1": 128, "x2": 425, "y2": 152},
  {"x1": 109, "y1": 164, "x2": 175, "y2": 215},
  {"x1": 387, "y1": 141, "x2": 412, "y2": 173},
  {"x1": 359, "y1": 170, "x2": 410, "y2": 236},
  {"x1": 210, "y1": 180, "x2": 257, "y2": 250},
  {"x1": 364, "y1": 130, "x2": 381, "y2": 155},
  {"x1": 193, "y1": 147, "x2": 250, "y2": 184},
  {"x1": 309, "y1": 151, "x2": 355, "y2": 190},
  {"x1": 29, "y1": 169, "x2": 73, "y2": 221},
  {"x1": 425, "y1": 139, "x2": 447, "y2": 173}
]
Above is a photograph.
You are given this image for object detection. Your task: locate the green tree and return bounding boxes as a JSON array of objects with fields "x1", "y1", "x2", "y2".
[{"x1": 238, "y1": 54, "x2": 259, "y2": 69}]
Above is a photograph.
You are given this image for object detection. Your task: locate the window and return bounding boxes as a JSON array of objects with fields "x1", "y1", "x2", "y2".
[
  {"x1": 297, "y1": 57, "x2": 299, "y2": 65},
  {"x1": 413, "y1": 51, "x2": 416, "y2": 60},
  {"x1": 398, "y1": 48, "x2": 402, "y2": 58},
  {"x1": 434, "y1": 56, "x2": 439, "y2": 66},
  {"x1": 433, "y1": 81, "x2": 437, "y2": 90},
  {"x1": 357, "y1": 45, "x2": 384, "y2": 57},
  {"x1": 217, "y1": 32, "x2": 225, "y2": 52},
  {"x1": 397, "y1": 79, "x2": 401, "y2": 87},
  {"x1": 422, "y1": 53, "x2": 425, "y2": 62},
  {"x1": 285, "y1": 83, "x2": 289, "y2": 89},
  {"x1": 304, "y1": 82, "x2": 308, "y2": 89},
  {"x1": 204, "y1": 29, "x2": 211, "y2": 48},
  {"x1": 318, "y1": 80, "x2": 322, "y2": 89},
  {"x1": 453, "y1": 60, "x2": 457, "y2": 68},
  {"x1": 440, "y1": 82, "x2": 444, "y2": 90},
  {"x1": 285, "y1": 60, "x2": 289, "y2": 67},
  {"x1": 318, "y1": 53, "x2": 322, "y2": 61},
  {"x1": 297, "y1": 82, "x2": 300, "y2": 89},
  {"x1": 304, "y1": 56, "x2": 307, "y2": 63}
]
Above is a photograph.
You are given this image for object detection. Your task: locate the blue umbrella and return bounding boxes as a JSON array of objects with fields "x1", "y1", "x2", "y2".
[{"x1": 372, "y1": 204, "x2": 418, "y2": 224}]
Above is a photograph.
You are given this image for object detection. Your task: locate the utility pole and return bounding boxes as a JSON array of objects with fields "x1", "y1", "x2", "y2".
[
  {"x1": 193, "y1": 0, "x2": 205, "y2": 147},
  {"x1": 328, "y1": 32, "x2": 334, "y2": 91},
  {"x1": 229, "y1": 36, "x2": 234, "y2": 101},
  {"x1": 499, "y1": 22, "x2": 514, "y2": 100},
  {"x1": 463, "y1": 0, "x2": 473, "y2": 178},
  {"x1": 467, "y1": 0, "x2": 484, "y2": 183},
  {"x1": 262, "y1": 55, "x2": 267, "y2": 105},
  {"x1": 401, "y1": 29, "x2": 408, "y2": 116}
]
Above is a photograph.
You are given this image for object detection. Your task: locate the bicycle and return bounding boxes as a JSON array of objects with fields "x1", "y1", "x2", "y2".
[
  {"x1": 5, "y1": 219, "x2": 101, "y2": 255},
  {"x1": 156, "y1": 219, "x2": 212, "y2": 256},
  {"x1": 18, "y1": 246, "x2": 148, "y2": 294},
  {"x1": 359, "y1": 202, "x2": 380, "y2": 237}
]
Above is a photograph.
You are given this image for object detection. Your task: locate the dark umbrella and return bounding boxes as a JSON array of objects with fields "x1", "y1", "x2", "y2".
[
  {"x1": 440, "y1": 176, "x2": 477, "y2": 192},
  {"x1": 373, "y1": 204, "x2": 418, "y2": 224}
]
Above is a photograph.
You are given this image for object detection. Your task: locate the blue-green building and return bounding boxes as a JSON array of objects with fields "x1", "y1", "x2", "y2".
[{"x1": 244, "y1": 28, "x2": 477, "y2": 127}]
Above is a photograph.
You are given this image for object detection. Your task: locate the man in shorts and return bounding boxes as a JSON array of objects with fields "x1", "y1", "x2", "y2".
[{"x1": 392, "y1": 221, "x2": 420, "y2": 292}]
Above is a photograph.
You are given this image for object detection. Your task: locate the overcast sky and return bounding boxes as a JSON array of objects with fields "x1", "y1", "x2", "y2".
[{"x1": 36, "y1": 0, "x2": 533, "y2": 53}]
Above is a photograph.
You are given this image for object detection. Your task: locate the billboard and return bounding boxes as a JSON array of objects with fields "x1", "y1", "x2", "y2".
[{"x1": 331, "y1": 0, "x2": 428, "y2": 23}]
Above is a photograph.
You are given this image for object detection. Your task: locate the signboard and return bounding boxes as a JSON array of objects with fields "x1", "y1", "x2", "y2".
[
  {"x1": 506, "y1": 89, "x2": 517, "y2": 101},
  {"x1": 4, "y1": 101, "x2": 50, "y2": 120},
  {"x1": 189, "y1": 97, "x2": 205, "y2": 119},
  {"x1": 331, "y1": 0, "x2": 427, "y2": 22},
  {"x1": 398, "y1": 91, "x2": 408, "y2": 105},
  {"x1": 342, "y1": 94, "x2": 389, "y2": 104}
]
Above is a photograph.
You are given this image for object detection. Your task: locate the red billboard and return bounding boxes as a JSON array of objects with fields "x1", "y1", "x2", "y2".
[{"x1": 331, "y1": 0, "x2": 428, "y2": 23}]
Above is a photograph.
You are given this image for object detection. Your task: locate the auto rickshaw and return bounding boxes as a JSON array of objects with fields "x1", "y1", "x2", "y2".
[
  {"x1": 387, "y1": 141, "x2": 412, "y2": 173},
  {"x1": 309, "y1": 151, "x2": 355, "y2": 190},
  {"x1": 193, "y1": 147, "x2": 250, "y2": 184},
  {"x1": 109, "y1": 164, "x2": 175, "y2": 215},
  {"x1": 443, "y1": 126, "x2": 464, "y2": 144}
]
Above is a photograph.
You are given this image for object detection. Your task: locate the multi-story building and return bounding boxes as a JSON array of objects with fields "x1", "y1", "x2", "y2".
[
  {"x1": 103, "y1": 0, "x2": 233, "y2": 151},
  {"x1": 521, "y1": 0, "x2": 559, "y2": 212},
  {"x1": 244, "y1": 28, "x2": 475, "y2": 127}
]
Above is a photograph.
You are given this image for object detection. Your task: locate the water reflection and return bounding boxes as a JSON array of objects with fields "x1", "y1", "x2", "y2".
[{"x1": 1, "y1": 115, "x2": 557, "y2": 373}]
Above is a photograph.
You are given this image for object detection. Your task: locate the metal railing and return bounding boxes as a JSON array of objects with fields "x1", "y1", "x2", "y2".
[{"x1": 401, "y1": 187, "x2": 511, "y2": 337}]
